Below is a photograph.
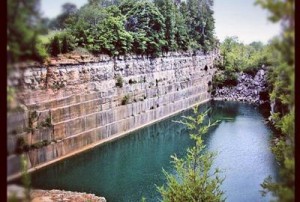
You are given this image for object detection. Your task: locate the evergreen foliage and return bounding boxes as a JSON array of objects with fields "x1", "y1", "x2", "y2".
[
  {"x1": 49, "y1": 36, "x2": 61, "y2": 57},
  {"x1": 255, "y1": 0, "x2": 294, "y2": 201},
  {"x1": 158, "y1": 108, "x2": 224, "y2": 202}
]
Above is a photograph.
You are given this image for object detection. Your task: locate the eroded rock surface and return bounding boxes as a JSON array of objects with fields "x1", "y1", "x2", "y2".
[
  {"x1": 213, "y1": 69, "x2": 268, "y2": 104},
  {"x1": 7, "y1": 50, "x2": 220, "y2": 178},
  {"x1": 7, "y1": 184, "x2": 106, "y2": 202}
]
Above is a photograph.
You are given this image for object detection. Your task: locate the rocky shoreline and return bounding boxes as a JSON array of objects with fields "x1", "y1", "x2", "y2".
[
  {"x1": 7, "y1": 184, "x2": 106, "y2": 202},
  {"x1": 212, "y1": 69, "x2": 269, "y2": 104}
]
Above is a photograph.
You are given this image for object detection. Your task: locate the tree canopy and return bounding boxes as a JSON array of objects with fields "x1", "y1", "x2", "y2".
[
  {"x1": 7, "y1": 0, "x2": 48, "y2": 63},
  {"x1": 44, "y1": 0, "x2": 218, "y2": 58}
]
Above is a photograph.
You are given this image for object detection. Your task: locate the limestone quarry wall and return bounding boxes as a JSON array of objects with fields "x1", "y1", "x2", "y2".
[{"x1": 7, "y1": 50, "x2": 220, "y2": 178}]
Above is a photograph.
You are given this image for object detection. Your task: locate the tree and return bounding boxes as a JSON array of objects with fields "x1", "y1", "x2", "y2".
[
  {"x1": 125, "y1": 1, "x2": 166, "y2": 57},
  {"x1": 96, "y1": 10, "x2": 133, "y2": 56},
  {"x1": 154, "y1": 0, "x2": 177, "y2": 52},
  {"x1": 174, "y1": 9, "x2": 190, "y2": 51},
  {"x1": 49, "y1": 36, "x2": 60, "y2": 56},
  {"x1": 61, "y1": 34, "x2": 76, "y2": 54},
  {"x1": 119, "y1": 0, "x2": 139, "y2": 15},
  {"x1": 76, "y1": 4, "x2": 107, "y2": 27},
  {"x1": 7, "y1": 0, "x2": 47, "y2": 63},
  {"x1": 184, "y1": 0, "x2": 216, "y2": 51},
  {"x1": 88, "y1": 0, "x2": 123, "y2": 7},
  {"x1": 255, "y1": 0, "x2": 295, "y2": 201},
  {"x1": 158, "y1": 108, "x2": 224, "y2": 201}
]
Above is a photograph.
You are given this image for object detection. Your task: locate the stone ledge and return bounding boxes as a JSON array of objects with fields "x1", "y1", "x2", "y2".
[{"x1": 7, "y1": 184, "x2": 106, "y2": 202}]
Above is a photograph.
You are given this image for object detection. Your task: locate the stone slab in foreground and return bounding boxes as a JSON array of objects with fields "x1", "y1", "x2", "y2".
[{"x1": 7, "y1": 184, "x2": 106, "y2": 202}]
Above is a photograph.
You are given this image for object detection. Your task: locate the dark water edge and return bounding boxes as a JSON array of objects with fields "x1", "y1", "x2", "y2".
[{"x1": 12, "y1": 101, "x2": 278, "y2": 202}]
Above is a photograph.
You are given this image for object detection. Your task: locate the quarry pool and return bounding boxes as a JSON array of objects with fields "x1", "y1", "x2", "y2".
[{"x1": 28, "y1": 100, "x2": 278, "y2": 202}]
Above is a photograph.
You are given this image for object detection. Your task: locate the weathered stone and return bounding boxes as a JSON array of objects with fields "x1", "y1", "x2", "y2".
[{"x1": 7, "y1": 51, "x2": 219, "y2": 176}]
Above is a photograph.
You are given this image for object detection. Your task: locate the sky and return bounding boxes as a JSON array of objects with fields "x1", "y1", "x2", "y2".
[
  {"x1": 214, "y1": 0, "x2": 281, "y2": 44},
  {"x1": 40, "y1": 0, "x2": 281, "y2": 44}
]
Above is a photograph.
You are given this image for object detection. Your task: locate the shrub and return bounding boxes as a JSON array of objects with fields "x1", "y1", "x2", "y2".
[
  {"x1": 15, "y1": 136, "x2": 30, "y2": 153},
  {"x1": 116, "y1": 75, "x2": 124, "y2": 87},
  {"x1": 33, "y1": 40, "x2": 49, "y2": 62},
  {"x1": 212, "y1": 71, "x2": 238, "y2": 89},
  {"x1": 49, "y1": 36, "x2": 61, "y2": 56},
  {"x1": 71, "y1": 47, "x2": 91, "y2": 55},
  {"x1": 121, "y1": 95, "x2": 129, "y2": 105},
  {"x1": 242, "y1": 65, "x2": 259, "y2": 76},
  {"x1": 38, "y1": 116, "x2": 52, "y2": 128},
  {"x1": 129, "y1": 79, "x2": 137, "y2": 84},
  {"x1": 158, "y1": 108, "x2": 224, "y2": 201},
  {"x1": 61, "y1": 35, "x2": 71, "y2": 53}
]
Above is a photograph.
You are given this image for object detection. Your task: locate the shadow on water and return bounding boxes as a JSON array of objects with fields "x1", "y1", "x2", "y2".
[{"x1": 12, "y1": 101, "x2": 278, "y2": 202}]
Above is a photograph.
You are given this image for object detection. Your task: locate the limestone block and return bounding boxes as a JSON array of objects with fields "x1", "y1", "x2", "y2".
[
  {"x1": 7, "y1": 135, "x2": 17, "y2": 155},
  {"x1": 7, "y1": 111, "x2": 28, "y2": 134},
  {"x1": 84, "y1": 101, "x2": 96, "y2": 115},
  {"x1": 53, "y1": 123, "x2": 66, "y2": 140},
  {"x1": 53, "y1": 141, "x2": 65, "y2": 159},
  {"x1": 102, "y1": 102, "x2": 110, "y2": 111},
  {"x1": 44, "y1": 144, "x2": 55, "y2": 162},
  {"x1": 62, "y1": 138, "x2": 75, "y2": 154},
  {"x1": 65, "y1": 117, "x2": 85, "y2": 137},
  {"x1": 61, "y1": 106, "x2": 72, "y2": 121},
  {"x1": 110, "y1": 122, "x2": 119, "y2": 135},
  {"x1": 96, "y1": 112, "x2": 104, "y2": 127},
  {"x1": 85, "y1": 114, "x2": 97, "y2": 131},
  {"x1": 67, "y1": 104, "x2": 80, "y2": 120},
  {"x1": 31, "y1": 127, "x2": 53, "y2": 144},
  {"x1": 101, "y1": 111, "x2": 109, "y2": 126},
  {"x1": 106, "y1": 109, "x2": 114, "y2": 124},
  {"x1": 7, "y1": 155, "x2": 21, "y2": 176},
  {"x1": 99, "y1": 126, "x2": 108, "y2": 139},
  {"x1": 106, "y1": 124, "x2": 112, "y2": 138}
]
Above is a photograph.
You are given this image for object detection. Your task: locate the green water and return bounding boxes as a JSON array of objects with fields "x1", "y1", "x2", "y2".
[{"x1": 28, "y1": 101, "x2": 277, "y2": 201}]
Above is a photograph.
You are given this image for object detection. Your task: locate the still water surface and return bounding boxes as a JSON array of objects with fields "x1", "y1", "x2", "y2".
[{"x1": 29, "y1": 101, "x2": 277, "y2": 201}]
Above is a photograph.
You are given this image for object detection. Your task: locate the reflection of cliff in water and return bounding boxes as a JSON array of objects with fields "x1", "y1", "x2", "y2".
[{"x1": 210, "y1": 100, "x2": 239, "y2": 119}]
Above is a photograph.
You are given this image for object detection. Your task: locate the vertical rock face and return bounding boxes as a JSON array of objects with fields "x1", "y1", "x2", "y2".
[{"x1": 7, "y1": 50, "x2": 220, "y2": 177}]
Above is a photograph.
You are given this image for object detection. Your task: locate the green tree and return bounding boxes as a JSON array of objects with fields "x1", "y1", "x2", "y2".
[
  {"x1": 7, "y1": 0, "x2": 47, "y2": 63},
  {"x1": 219, "y1": 36, "x2": 267, "y2": 75},
  {"x1": 88, "y1": 0, "x2": 123, "y2": 7},
  {"x1": 125, "y1": 1, "x2": 166, "y2": 57},
  {"x1": 158, "y1": 108, "x2": 224, "y2": 202},
  {"x1": 154, "y1": 0, "x2": 177, "y2": 52},
  {"x1": 255, "y1": 0, "x2": 295, "y2": 201},
  {"x1": 131, "y1": 31, "x2": 149, "y2": 55},
  {"x1": 49, "y1": 36, "x2": 61, "y2": 56},
  {"x1": 61, "y1": 34, "x2": 75, "y2": 54},
  {"x1": 96, "y1": 10, "x2": 133, "y2": 56},
  {"x1": 174, "y1": 10, "x2": 190, "y2": 51},
  {"x1": 119, "y1": 0, "x2": 139, "y2": 15},
  {"x1": 184, "y1": 0, "x2": 215, "y2": 51},
  {"x1": 76, "y1": 4, "x2": 108, "y2": 27}
]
